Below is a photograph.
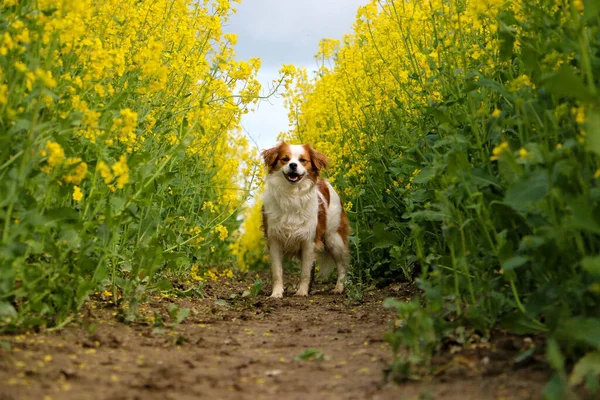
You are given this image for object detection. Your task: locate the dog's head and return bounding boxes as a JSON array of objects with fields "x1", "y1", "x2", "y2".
[{"x1": 262, "y1": 142, "x2": 328, "y2": 184}]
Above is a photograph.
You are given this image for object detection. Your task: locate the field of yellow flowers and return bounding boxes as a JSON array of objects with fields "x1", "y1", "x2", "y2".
[
  {"x1": 281, "y1": 0, "x2": 600, "y2": 394},
  {"x1": 0, "y1": 0, "x2": 277, "y2": 329},
  {"x1": 2, "y1": 0, "x2": 600, "y2": 395}
]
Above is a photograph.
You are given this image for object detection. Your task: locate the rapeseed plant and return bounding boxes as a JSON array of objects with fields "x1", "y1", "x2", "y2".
[
  {"x1": 0, "y1": 0, "x2": 274, "y2": 330},
  {"x1": 283, "y1": 0, "x2": 600, "y2": 391}
]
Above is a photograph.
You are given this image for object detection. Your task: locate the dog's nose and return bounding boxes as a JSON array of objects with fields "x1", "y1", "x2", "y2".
[{"x1": 289, "y1": 162, "x2": 297, "y2": 170}]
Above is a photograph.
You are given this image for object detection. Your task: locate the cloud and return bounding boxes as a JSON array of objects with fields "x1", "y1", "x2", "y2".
[
  {"x1": 225, "y1": 0, "x2": 369, "y2": 149},
  {"x1": 241, "y1": 68, "x2": 290, "y2": 150},
  {"x1": 226, "y1": 0, "x2": 366, "y2": 67}
]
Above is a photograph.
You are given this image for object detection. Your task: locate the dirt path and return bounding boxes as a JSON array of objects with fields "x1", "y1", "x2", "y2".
[{"x1": 0, "y1": 278, "x2": 549, "y2": 400}]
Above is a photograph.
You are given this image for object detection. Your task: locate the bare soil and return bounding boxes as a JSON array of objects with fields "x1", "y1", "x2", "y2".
[{"x1": 0, "y1": 275, "x2": 550, "y2": 400}]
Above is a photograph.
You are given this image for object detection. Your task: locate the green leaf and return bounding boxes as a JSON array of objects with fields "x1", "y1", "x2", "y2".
[
  {"x1": 474, "y1": 78, "x2": 512, "y2": 98},
  {"x1": 432, "y1": 134, "x2": 469, "y2": 149},
  {"x1": 569, "y1": 352, "x2": 600, "y2": 386},
  {"x1": 250, "y1": 279, "x2": 263, "y2": 297},
  {"x1": 584, "y1": 0, "x2": 600, "y2": 21},
  {"x1": 546, "y1": 338, "x2": 565, "y2": 374},
  {"x1": 502, "y1": 256, "x2": 528, "y2": 271},
  {"x1": 412, "y1": 167, "x2": 436, "y2": 184},
  {"x1": 501, "y1": 312, "x2": 548, "y2": 335},
  {"x1": 514, "y1": 347, "x2": 536, "y2": 364},
  {"x1": 504, "y1": 170, "x2": 549, "y2": 212},
  {"x1": 156, "y1": 278, "x2": 173, "y2": 291},
  {"x1": 45, "y1": 207, "x2": 80, "y2": 225},
  {"x1": 581, "y1": 256, "x2": 600, "y2": 277},
  {"x1": 294, "y1": 348, "x2": 329, "y2": 361},
  {"x1": 167, "y1": 304, "x2": 189, "y2": 324},
  {"x1": 75, "y1": 281, "x2": 95, "y2": 309},
  {"x1": 471, "y1": 168, "x2": 501, "y2": 188},
  {"x1": 585, "y1": 109, "x2": 600, "y2": 156},
  {"x1": 404, "y1": 210, "x2": 447, "y2": 222},
  {"x1": 498, "y1": 24, "x2": 516, "y2": 61},
  {"x1": 369, "y1": 223, "x2": 399, "y2": 249},
  {"x1": 543, "y1": 374, "x2": 566, "y2": 400},
  {"x1": 568, "y1": 197, "x2": 600, "y2": 234},
  {"x1": 174, "y1": 308, "x2": 189, "y2": 324},
  {"x1": 214, "y1": 299, "x2": 229, "y2": 307},
  {"x1": 8, "y1": 119, "x2": 31, "y2": 133},
  {"x1": 542, "y1": 65, "x2": 596, "y2": 103},
  {"x1": 554, "y1": 317, "x2": 600, "y2": 348},
  {"x1": 0, "y1": 302, "x2": 17, "y2": 318},
  {"x1": 110, "y1": 196, "x2": 126, "y2": 215}
]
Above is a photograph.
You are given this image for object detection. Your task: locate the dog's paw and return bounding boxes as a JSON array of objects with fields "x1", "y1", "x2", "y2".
[
  {"x1": 332, "y1": 284, "x2": 344, "y2": 294},
  {"x1": 270, "y1": 288, "x2": 284, "y2": 299},
  {"x1": 294, "y1": 288, "x2": 309, "y2": 296}
]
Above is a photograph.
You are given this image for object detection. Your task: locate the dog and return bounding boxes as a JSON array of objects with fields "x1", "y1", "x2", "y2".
[{"x1": 261, "y1": 142, "x2": 350, "y2": 298}]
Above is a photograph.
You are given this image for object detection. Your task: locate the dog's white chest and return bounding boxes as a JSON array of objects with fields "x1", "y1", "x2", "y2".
[
  {"x1": 269, "y1": 208, "x2": 316, "y2": 242},
  {"x1": 263, "y1": 177, "x2": 319, "y2": 251}
]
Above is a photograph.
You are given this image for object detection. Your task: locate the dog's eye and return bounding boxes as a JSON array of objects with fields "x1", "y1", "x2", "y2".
[
  {"x1": 281, "y1": 157, "x2": 290, "y2": 162},
  {"x1": 299, "y1": 158, "x2": 307, "y2": 163}
]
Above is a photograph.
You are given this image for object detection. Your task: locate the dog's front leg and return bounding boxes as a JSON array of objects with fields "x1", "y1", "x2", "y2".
[
  {"x1": 269, "y1": 240, "x2": 284, "y2": 298},
  {"x1": 295, "y1": 241, "x2": 315, "y2": 296}
]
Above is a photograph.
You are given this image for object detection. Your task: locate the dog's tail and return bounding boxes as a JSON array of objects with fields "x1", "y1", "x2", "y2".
[{"x1": 315, "y1": 252, "x2": 336, "y2": 282}]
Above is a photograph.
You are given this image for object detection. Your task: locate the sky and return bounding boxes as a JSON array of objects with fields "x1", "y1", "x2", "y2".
[{"x1": 224, "y1": 0, "x2": 368, "y2": 151}]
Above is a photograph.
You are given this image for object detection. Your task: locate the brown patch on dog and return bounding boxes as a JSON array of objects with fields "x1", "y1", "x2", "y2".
[
  {"x1": 261, "y1": 205, "x2": 268, "y2": 239},
  {"x1": 262, "y1": 142, "x2": 290, "y2": 172},
  {"x1": 304, "y1": 144, "x2": 329, "y2": 180},
  {"x1": 337, "y1": 199, "x2": 350, "y2": 246},
  {"x1": 317, "y1": 179, "x2": 330, "y2": 206},
  {"x1": 315, "y1": 196, "x2": 327, "y2": 250}
]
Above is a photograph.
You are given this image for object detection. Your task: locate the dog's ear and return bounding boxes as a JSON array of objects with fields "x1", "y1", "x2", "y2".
[
  {"x1": 262, "y1": 143, "x2": 283, "y2": 169},
  {"x1": 308, "y1": 145, "x2": 329, "y2": 172}
]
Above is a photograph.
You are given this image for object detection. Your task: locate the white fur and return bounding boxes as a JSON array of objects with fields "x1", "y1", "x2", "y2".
[{"x1": 263, "y1": 154, "x2": 349, "y2": 298}]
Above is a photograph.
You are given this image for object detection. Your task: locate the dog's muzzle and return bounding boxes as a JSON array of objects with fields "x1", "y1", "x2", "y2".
[{"x1": 283, "y1": 171, "x2": 304, "y2": 184}]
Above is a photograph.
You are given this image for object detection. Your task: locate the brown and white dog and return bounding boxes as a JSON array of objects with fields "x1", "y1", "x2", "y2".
[{"x1": 261, "y1": 142, "x2": 350, "y2": 298}]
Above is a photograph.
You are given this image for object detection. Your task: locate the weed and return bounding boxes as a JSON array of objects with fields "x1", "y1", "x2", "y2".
[{"x1": 294, "y1": 348, "x2": 330, "y2": 362}]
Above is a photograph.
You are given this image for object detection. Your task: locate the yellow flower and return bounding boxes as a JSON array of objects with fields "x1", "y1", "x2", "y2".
[
  {"x1": 72, "y1": 186, "x2": 83, "y2": 202},
  {"x1": 594, "y1": 169, "x2": 600, "y2": 179},
  {"x1": 111, "y1": 155, "x2": 130, "y2": 189},
  {"x1": 63, "y1": 157, "x2": 88, "y2": 184},
  {"x1": 98, "y1": 156, "x2": 129, "y2": 190},
  {"x1": 509, "y1": 75, "x2": 535, "y2": 92},
  {"x1": 41, "y1": 141, "x2": 65, "y2": 173},
  {"x1": 571, "y1": 106, "x2": 586, "y2": 124},
  {"x1": 213, "y1": 224, "x2": 229, "y2": 241},
  {"x1": 113, "y1": 108, "x2": 138, "y2": 150},
  {"x1": 0, "y1": 84, "x2": 7, "y2": 105},
  {"x1": 190, "y1": 265, "x2": 205, "y2": 282},
  {"x1": 491, "y1": 108, "x2": 501, "y2": 118},
  {"x1": 519, "y1": 148, "x2": 529, "y2": 159},
  {"x1": 97, "y1": 161, "x2": 113, "y2": 185},
  {"x1": 490, "y1": 142, "x2": 509, "y2": 161},
  {"x1": 34, "y1": 69, "x2": 57, "y2": 88},
  {"x1": 82, "y1": 110, "x2": 101, "y2": 128},
  {"x1": 202, "y1": 201, "x2": 216, "y2": 213},
  {"x1": 14, "y1": 61, "x2": 28, "y2": 73}
]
